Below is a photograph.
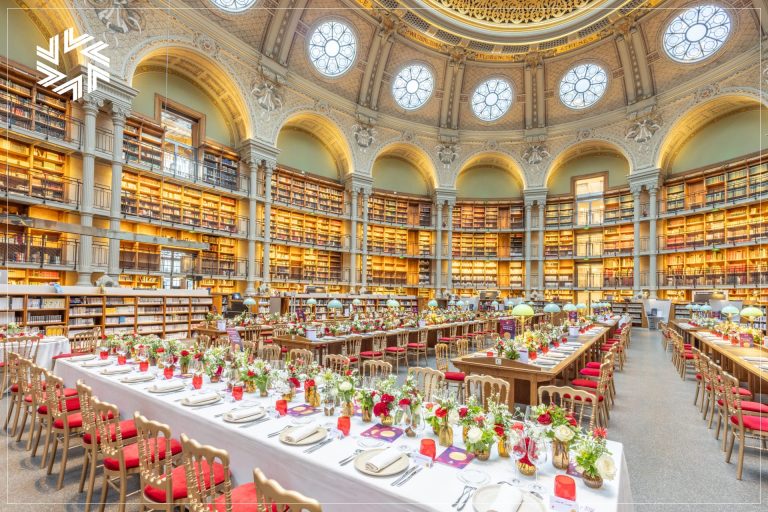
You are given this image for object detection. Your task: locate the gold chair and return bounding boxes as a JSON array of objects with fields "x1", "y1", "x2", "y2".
[
  {"x1": 3, "y1": 352, "x2": 24, "y2": 433},
  {"x1": 437, "y1": 325, "x2": 458, "y2": 356},
  {"x1": 456, "y1": 338, "x2": 470, "y2": 356},
  {"x1": 435, "y1": 343, "x2": 465, "y2": 396},
  {"x1": 345, "y1": 335, "x2": 362, "y2": 369},
  {"x1": 571, "y1": 361, "x2": 613, "y2": 425},
  {"x1": 722, "y1": 372, "x2": 768, "y2": 480},
  {"x1": 464, "y1": 374, "x2": 509, "y2": 408},
  {"x1": 51, "y1": 331, "x2": 95, "y2": 370},
  {"x1": 180, "y1": 434, "x2": 239, "y2": 511},
  {"x1": 385, "y1": 331, "x2": 408, "y2": 373},
  {"x1": 241, "y1": 325, "x2": 261, "y2": 344},
  {"x1": 257, "y1": 344, "x2": 281, "y2": 363},
  {"x1": 407, "y1": 329, "x2": 428, "y2": 366},
  {"x1": 361, "y1": 360, "x2": 392, "y2": 385},
  {"x1": 288, "y1": 348, "x2": 314, "y2": 364},
  {"x1": 360, "y1": 333, "x2": 386, "y2": 363},
  {"x1": 324, "y1": 354, "x2": 351, "y2": 374},
  {"x1": 538, "y1": 384, "x2": 599, "y2": 430},
  {"x1": 43, "y1": 373, "x2": 85, "y2": 489},
  {"x1": 406, "y1": 367, "x2": 445, "y2": 402},
  {"x1": 252, "y1": 467, "x2": 322, "y2": 512}
]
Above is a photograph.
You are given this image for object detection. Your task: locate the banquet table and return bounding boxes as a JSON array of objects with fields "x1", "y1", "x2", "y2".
[
  {"x1": 1, "y1": 336, "x2": 71, "y2": 369},
  {"x1": 687, "y1": 329, "x2": 768, "y2": 393},
  {"x1": 57, "y1": 358, "x2": 633, "y2": 512},
  {"x1": 453, "y1": 326, "x2": 609, "y2": 407}
]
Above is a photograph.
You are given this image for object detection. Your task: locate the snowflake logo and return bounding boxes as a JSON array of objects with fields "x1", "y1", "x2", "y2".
[{"x1": 36, "y1": 28, "x2": 110, "y2": 101}]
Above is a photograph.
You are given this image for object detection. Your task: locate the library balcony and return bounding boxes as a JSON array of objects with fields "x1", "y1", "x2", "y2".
[
  {"x1": 271, "y1": 266, "x2": 349, "y2": 284},
  {"x1": 1, "y1": 98, "x2": 84, "y2": 147},
  {"x1": 197, "y1": 257, "x2": 250, "y2": 279},
  {"x1": 1, "y1": 171, "x2": 85, "y2": 209},
  {"x1": 657, "y1": 268, "x2": 768, "y2": 288},
  {"x1": 0, "y1": 234, "x2": 80, "y2": 269},
  {"x1": 271, "y1": 231, "x2": 348, "y2": 250}
]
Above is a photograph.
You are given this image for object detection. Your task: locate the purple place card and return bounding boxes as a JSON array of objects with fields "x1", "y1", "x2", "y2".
[
  {"x1": 566, "y1": 460, "x2": 583, "y2": 479},
  {"x1": 435, "y1": 446, "x2": 475, "y2": 469},
  {"x1": 359, "y1": 424, "x2": 404, "y2": 443},
  {"x1": 286, "y1": 404, "x2": 319, "y2": 417}
]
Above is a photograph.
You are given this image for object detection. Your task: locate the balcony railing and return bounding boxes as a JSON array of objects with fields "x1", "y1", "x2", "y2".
[
  {"x1": 657, "y1": 268, "x2": 768, "y2": 288},
  {"x1": 1, "y1": 171, "x2": 81, "y2": 207},
  {"x1": 1, "y1": 98, "x2": 84, "y2": 146},
  {"x1": 1, "y1": 235, "x2": 79, "y2": 268},
  {"x1": 270, "y1": 267, "x2": 350, "y2": 284},
  {"x1": 270, "y1": 232, "x2": 348, "y2": 250}
]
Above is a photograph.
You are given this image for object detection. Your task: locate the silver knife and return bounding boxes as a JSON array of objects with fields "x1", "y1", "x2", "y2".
[
  {"x1": 396, "y1": 466, "x2": 423, "y2": 486},
  {"x1": 457, "y1": 488, "x2": 475, "y2": 511},
  {"x1": 391, "y1": 466, "x2": 416, "y2": 486},
  {"x1": 304, "y1": 437, "x2": 333, "y2": 453}
]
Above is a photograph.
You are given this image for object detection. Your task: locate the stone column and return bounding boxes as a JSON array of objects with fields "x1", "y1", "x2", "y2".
[
  {"x1": 106, "y1": 106, "x2": 127, "y2": 279},
  {"x1": 649, "y1": 186, "x2": 659, "y2": 298},
  {"x1": 435, "y1": 201, "x2": 443, "y2": 292},
  {"x1": 349, "y1": 189, "x2": 359, "y2": 289},
  {"x1": 245, "y1": 158, "x2": 259, "y2": 295},
  {"x1": 524, "y1": 203, "x2": 532, "y2": 296},
  {"x1": 261, "y1": 163, "x2": 273, "y2": 283},
  {"x1": 360, "y1": 190, "x2": 370, "y2": 290},
  {"x1": 445, "y1": 202, "x2": 454, "y2": 291},
  {"x1": 632, "y1": 188, "x2": 642, "y2": 297},
  {"x1": 537, "y1": 204, "x2": 545, "y2": 289},
  {"x1": 76, "y1": 97, "x2": 101, "y2": 285}
]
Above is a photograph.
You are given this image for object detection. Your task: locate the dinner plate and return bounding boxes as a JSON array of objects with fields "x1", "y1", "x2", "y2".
[
  {"x1": 181, "y1": 395, "x2": 222, "y2": 407},
  {"x1": 546, "y1": 352, "x2": 567, "y2": 359},
  {"x1": 742, "y1": 357, "x2": 768, "y2": 363},
  {"x1": 223, "y1": 407, "x2": 266, "y2": 424},
  {"x1": 353, "y1": 448, "x2": 409, "y2": 477},
  {"x1": 458, "y1": 469, "x2": 490, "y2": 486},
  {"x1": 100, "y1": 366, "x2": 132, "y2": 375},
  {"x1": 147, "y1": 381, "x2": 186, "y2": 394},
  {"x1": 472, "y1": 485, "x2": 546, "y2": 512},
  {"x1": 82, "y1": 359, "x2": 113, "y2": 368},
  {"x1": 279, "y1": 426, "x2": 327, "y2": 446},
  {"x1": 69, "y1": 354, "x2": 96, "y2": 362},
  {"x1": 120, "y1": 374, "x2": 156, "y2": 384}
]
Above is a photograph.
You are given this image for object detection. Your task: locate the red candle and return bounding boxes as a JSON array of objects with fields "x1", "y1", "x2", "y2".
[
  {"x1": 419, "y1": 439, "x2": 436, "y2": 460},
  {"x1": 99, "y1": 350, "x2": 109, "y2": 360},
  {"x1": 554, "y1": 475, "x2": 576, "y2": 501},
  {"x1": 486, "y1": 351, "x2": 494, "y2": 357},
  {"x1": 117, "y1": 354, "x2": 127, "y2": 365},
  {"x1": 163, "y1": 366, "x2": 174, "y2": 380},
  {"x1": 337, "y1": 416, "x2": 350, "y2": 436},
  {"x1": 232, "y1": 384, "x2": 244, "y2": 401},
  {"x1": 276, "y1": 399, "x2": 288, "y2": 415},
  {"x1": 138, "y1": 360, "x2": 149, "y2": 372},
  {"x1": 192, "y1": 374, "x2": 203, "y2": 390}
]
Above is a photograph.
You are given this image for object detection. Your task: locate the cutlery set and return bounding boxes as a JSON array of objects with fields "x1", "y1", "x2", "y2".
[
  {"x1": 303, "y1": 437, "x2": 333, "y2": 454},
  {"x1": 390, "y1": 465, "x2": 423, "y2": 487},
  {"x1": 452, "y1": 485, "x2": 476, "y2": 511}
]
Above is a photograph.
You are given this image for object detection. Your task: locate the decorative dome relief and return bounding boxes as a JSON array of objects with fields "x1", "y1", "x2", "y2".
[
  {"x1": 559, "y1": 63, "x2": 608, "y2": 109},
  {"x1": 308, "y1": 19, "x2": 358, "y2": 77},
  {"x1": 209, "y1": 0, "x2": 257, "y2": 12},
  {"x1": 429, "y1": 0, "x2": 597, "y2": 25},
  {"x1": 392, "y1": 63, "x2": 435, "y2": 110},
  {"x1": 662, "y1": 4, "x2": 731, "y2": 63},
  {"x1": 470, "y1": 78, "x2": 514, "y2": 121}
]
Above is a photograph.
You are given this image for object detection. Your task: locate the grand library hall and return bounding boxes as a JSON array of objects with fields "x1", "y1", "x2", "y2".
[{"x1": 0, "y1": 0, "x2": 766, "y2": 510}]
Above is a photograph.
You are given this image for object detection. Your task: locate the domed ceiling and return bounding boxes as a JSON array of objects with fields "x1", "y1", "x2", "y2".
[{"x1": 362, "y1": 0, "x2": 655, "y2": 60}]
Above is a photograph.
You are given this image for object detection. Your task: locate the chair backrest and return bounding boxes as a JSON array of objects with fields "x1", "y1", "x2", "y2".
[
  {"x1": 361, "y1": 360, "x2": 392, "y2": 381},
  {"x1": 720, "y1": 371, "x2": 749, "y2": 429},
  {"x1": 407, "y1": 367, "x2": 445, "y2": 402},
  {"x1": 371, "y1": 334, "x2": 387, "y2": 352},
  {"x1": 29, "y1": 364, "x2": 48, "y2": 409},
  {"x1": 272, "y1": 327, "x2": 288, "y2": 338},
  {"x1": 434, "y1": 343, "x2": 450, "y2": 373},
  {"x1": 8, "y1": 335, "x2": 40, "y2": 361},
  {"x1": 346, "y1": 336, "x2": 362, "y2": 357},
  {"x1": 240, "y1": 325, "x2": 261, "y2": 343},
  {"x1": 464, "y1": 374, "x2": 509, "y2": 408},
  {"x1": 45, "y1": 326, "x2": 65, "y2": 336},
  {"x1": 43, "y1": 372, "x2": 77, "y2": 425},
  {"x1": 76, "y1": 380, "x2": 97, "y2": 441},
  {"x1": 92, "y1": 398, "x2": 126, "y2": 464},
  {"x1": 134, "y1": 413, "x2": 176, "y2": 502},
  {"x1": 396, "y1": 331, "x2": 409, "y2": 348},
  {"x1": 258, "y1": 344, "x2": 282, "y2": 363},
  {"x1": 196, "y1": 334, "x2": 212, "y2": 349},
  {"x1": 457, "y1": 323, "x2": 469, "y2": 336},
  {"x1": 418, "y1": 329, "x2": 428, "y2": 344},
  {"x1": 180, "y1": 434, "x2": 232, "y2": 512},
  {"x1": 456, "y1": 338, "x2": 469, "y2": 356},
  {"x1": 252, "y1": 467, "x2": 322, "y2": 512},
  {"x1": 4, "y1": 351, "x2": 22, "y2": 390},
  {"x1": 288, "y1": 348, "x2": 314, "y2": 365},
  {"x1": 69, "y1": 332, "x2": 96, "y2": 354},
  {"x1": 212, "y1": 335, "x2": 232, "y2": 349},
  {"x1": 14, "y1": 356, "x2": 34, "y2": 397},
  {"x1": 447, "y1": 325, "x2": 457, "y2": 338},
  {"x1": 324, "y1": 354, "x2": 350, "y2": 374},
  {"x1": 537, "y1": 384, "x2": 597, "y2": 430}
]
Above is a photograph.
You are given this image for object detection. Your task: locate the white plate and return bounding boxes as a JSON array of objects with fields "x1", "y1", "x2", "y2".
[
  {"x1": 223, "y1": 407, "x2": 266, "y2": 423},
  {"x1": 82, "y1": 359, "x2": 113, "y2": 368},
  {"x1": 120, "y1": 374, "x2": 156, "y2": 384},
  {"x1": 181, "y1": 395, "x2": 222, "y2": 407},
  {"x1": 101, "y1": 366, "x2": 132, "y2": 375},
  {"x1": 357, "y1": 437, "x2": 384, "y2": 449},
  {"x1": 353, "y1": 449, "x2": 409, "y2": 477},
  {"x1": 279, "y1": 426, "x2": 327, "y2": 446},
  {"x1": 472, "y1": 485, "x2": 546, "y2": 512},
  {"x1": 458, "y1": 469, "x2": 490, "y2": 486},
  {"x1": 69, "y1": 354, "x2": 96, "y2": 362},
  {"x1": 148, "y1": 382, "x2": 186, "y2": 394}
]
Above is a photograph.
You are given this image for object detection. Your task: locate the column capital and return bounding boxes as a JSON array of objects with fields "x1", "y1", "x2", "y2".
[
  {"x1": 111, "y1": 105, "x2": 129, "y2": 126},
  {"x1": 80, "y1": 94, "x2": 104, "y2": 114},
  {"x1": 343, "y1": 173, "x2": 374, "y2": 194},
  {"x1": 628, "y1": 167, "x2": 662, "y2": 193},
  {"x1": 523, "y1": 187, "x2": 547, "y2": 207},
  {"x1": 239, "y1": 138, "x2": 280, "y2": 166}
]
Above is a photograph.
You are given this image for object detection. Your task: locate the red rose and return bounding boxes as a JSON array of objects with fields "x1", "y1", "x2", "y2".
[
  {"x1": 371, "y1": 391, "x2": 377, "y2": 398},
  {"x1": 494, "y1": 424, "x2": 505, "y2": 437},
  {"x1": 458, "y1": 406, "x2": 468, "y2": 418},
  {"x1": 373, "y1": 402, "x2": 389, "y2": 416},
  {"x1": 537, "y1": 412, "x2": 552, "y2": 425},
  {"x1": 594, "y1": 427, "x2": 607, "y2": 439},
  {"x1": 247, "y1": 370, "x2": 256, "y2": 378},
  {"x1": 194, "y1": 353, "x2": 203, "y2": 360},
  {"x1": 156, "y1": 347, "x2": 165, "y2": 353},
  {"x1": 345, "y1": 370, "x2": 352, "y2": 376},
  {"x1": 511, "y1": 422, "x2": 524, "y2": 431},
  {"x1": 424, "y1": 402, "x2": 434, "y2": 411},
  {"x1": 181, "y1": 350, "x2": 190, "y2": 357},
  {"x1": 435, "y1": 407, "x2": 448, "y2": 419},
  {"x1": 288, "y1": 377, "x2": 300, "y2": 388},
  {"x1": 305, "y1": 379, "x2": 315, "y2": 388},
  {"x1": 399, "y1": 398, "x2": 411, "y2": 408},
  {"x1": 566, "y1": 414, "x2": 577, "y2": 427},
  {"x1": 380, "y1": 393, "x2": 395, "y2": 404}
]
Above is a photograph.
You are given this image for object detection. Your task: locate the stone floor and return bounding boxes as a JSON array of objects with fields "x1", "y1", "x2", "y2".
[{"x1": 0, "y1": 328, "x2": 765, "y2": 511}]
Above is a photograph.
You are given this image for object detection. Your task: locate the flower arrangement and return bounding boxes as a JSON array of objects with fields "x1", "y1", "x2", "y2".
[
  {"x1": 464, "y1": 416, "x2": 498, "y2": 460},
  {"x1": 205, "y1": 312, "x2": 224, "y2": 324},
  {"x1": 242, "y1": 359, "x2": 272, "y2": 394},
  {"x1": 495, "y1": 338, "x2": 520, "y2": 360},
  {"x1": 573, "y1": 428, "x2": 615, "y2": 487},
  {"x1": 372, "y1": 375, "x2": 398, "y2": 421},
  {"x1": 233, "y1": 311, "x2": 255, "y2": 326},
  {"x1": 456, "y1": 395, "x2": 483, "y2": 432},
  {"x1": 515, "y1": 331, "x2": 544, "y2": 354},
  {"x1": 203, "y1": 346, "x2": 228, "y2": 380},
  {"x1": 336, "y1": 370, "x2": 358, "y2": 405},
  {"x1": 286, "y1": 323, "x2": 306, "y2": 337}
]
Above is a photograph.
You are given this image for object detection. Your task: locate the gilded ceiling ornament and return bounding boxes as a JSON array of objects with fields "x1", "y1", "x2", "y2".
[
  {"x1": 88, "y1": 0, "x2": 143, "y2": 34},
  {"x1": 251, "y1": 80, "x2": 283, "y2": 115},
  {"x1": 432, "y1": 0, "x2": 593, "y2": 25},
  {"x1": 353, "y1": 124, "x2": 376, "y2": 150},
  {"x1": 522, "y1": 144, "x2": 549, "y2": 165},
  {"x1": 625, "y1": 116, "x2": 661, "y2": 144},
  {"x1": 194, "y1": 33, "x2": 219, "y2": 59},
  {"x1": 436, "y1": 143, "x2": 459, "y2": 167}
]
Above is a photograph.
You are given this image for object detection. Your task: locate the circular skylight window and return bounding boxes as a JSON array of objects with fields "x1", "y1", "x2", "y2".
[
  {"x1": 209, "y1": 0, "x2": 256, "y2": 12},
  {"x1": 663, "y1": 5, "x2": 731, "y2": 62},
  {"x1": 308, "y1": 20, "x2": 357, "y2": 77},
  {"x1": 559, "y1": 63, "x2": 608, "y2": 110},
  {"x1": 471, "y1": 78, "x2": 514, "y2": 121},
  {"x1": 392, "y1": 64, "x2": 434, "y2": 110}
]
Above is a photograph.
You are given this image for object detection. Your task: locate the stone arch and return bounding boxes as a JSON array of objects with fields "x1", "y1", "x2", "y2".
[{"x1": 544, "y1": 138, "x2": 634, "y2": 189}]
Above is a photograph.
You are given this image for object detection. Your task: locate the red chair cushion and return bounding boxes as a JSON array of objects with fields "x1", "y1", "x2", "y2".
[
  {"x1": 407, "y1": 343, "x2": 426, "y2": 349},
  {"x1": 444, "y1": 372, "x2": 465, "y2": 381},
  {"x1": 83, "y1": 418, "x2": 137, "y2": 445},
  {"x1": 103, "y1": 437, "x2": 181, "y2": 471},
  {"x1": 24, "y1": 387, "x2": 78, "y2": 403},
  {"x1": 38, "y1": 397, "x2": 81, "y2": 415},
  {"x1": 717, "y1": 400, "x2": 768, "y2": 414},
  {"x1": 683, "y1": 344, "x2": 692, "y2": 348},
  {"x1": 585, "y1": 362, "x2": 602, "y2": 369},
  {"x1": 144, "y1": 460, "x2": 227, "y2": 503},
  {"x1": 280, "y1": 347, "x2": 288, "y2": 353},
  {"x1": 600, "y1": 344, "x2": 622, "y2": 352},
  {"x1": 579, "y1": 368, "x2": 600, "y2": 377},
  {"x1": 262, "y1": 339, "x2": 273, "y2": 344},
  {"x1": 570, "y1": 379, "x2": 598, "y2": 389},
  {"x1": 360, "y1": 351, "x2": 383, "y2": 357},
  {"x1": 696, "y1": 373, "x2": 702, "y2": 380},
  {"x1": 706, "y1": 385, "x2": 752, "y2": 396},
  {"x1": 730, "y1": 415, "x2": 768, "y2": 432},
  {"x1": 211, "y1": 483, "x2": 264, "y2": 512},
  {"x1": 53, "y1": 412, "x2": 83, "y2": 429},
  {"x1": 347, "y1": 356, "x2": 358, "y2": 363},
  {"x1": 563, "y1": 393, "x2": 604, "y2": 403},
  {"x1": 385, "y1": 347, "x2": 405, "y2": 353},
  {"x1": 438, "y1": 337, "x2": 454, "y2": 342}
]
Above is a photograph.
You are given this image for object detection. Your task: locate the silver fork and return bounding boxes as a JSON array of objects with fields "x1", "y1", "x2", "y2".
[
  {"x1": 338, "y1": 449, "x2": 363, "y2": 465},
  {"x1": 452, "y1": 486, "x2": 471, "y2": 508},
  {"x1": 303, "y1": 437, "x2": 333, "y2": 454},
  {"x1": 455, "y1": 486, "x2": 476, "y2": 510}
]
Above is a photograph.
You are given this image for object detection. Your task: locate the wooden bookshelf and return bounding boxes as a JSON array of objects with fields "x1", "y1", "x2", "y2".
[
  {"x1": 368, "y1": 225, "x2": 408, "y2": 255},
  {"x1": 543, "y1": 260, "x2": 575, "y2": 289},
  {"x1": 271, "y1": 208, "x2": 344, "y2": 249},
  {"x1": 118, "y1": 274, "x2": 163, "y2": 290},
  {"x1": 603, "y1": 257, "x2": 634, "y2": 288},
  {"x1": 366, "y1": 256, "x2": 408, "y2": 286},
  {"x1": 452, "y1": 203, "x2": 524, "y2": 230},
  {"x1": 123, "y1": 117, "x2": 164, "y2": 169},
  {"x1": 368, "y1": 193, "x2": 432, "y2": 227},
  {"x1": 0, "y1": 64, "x2": 68, "y2": 138},
  {"x1": 451, "y1": 260, "x2": 500, "y2": 289},
  {"x1": 270, "y1": 245, "x2": 343, "y2": 283},
  {"x1": 603, "y1": 192, "x2": 634, "y2": 223},
  {"x1": 509, "y1": 261, "x2": 524, "y2": 288},
  {"x1": 271, "y1": 167, "x2": 344, "y2": 215},
  {"x1": 408, "y1": 231, "x2": 433, "y2": 258},
  {"x1": 200, "y1": 235, "x2": 237, "y2": 275},
  {"x1": 452, "y1": 233, "x2": 499, "y2": 258},
  {"x1": 603, "y1": 225, "x2": 634, "y2": 255},
  {"x1": 201, "y1": 143, "x2": 240, "y2": 190},
  {"x1": 545, "y1": 202, "x2": 574, "y2": 228},
  {"x1": 119, "y1": 241, "x2": 161, "y2": 273},
  {"x1": 0, "y1": 138, "x2": 66, "y2": 201},
  {"x1": 544, "y1": 230, "x2": 574, "y2": 257},
  {"x1": 290, "y1": 294, "x2": 419, "y2": 318}
]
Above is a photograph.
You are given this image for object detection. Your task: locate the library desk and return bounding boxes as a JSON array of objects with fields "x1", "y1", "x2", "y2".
[
  {"x1": 669, "y1": 319, "x2": 703, "y2": 345},
  {"x1": 688, "y1": 330, "x2": 768, "y2": 394},
  {"x1": 452, "y1": 326, "x2": 609, "y2": 407},
  {"x1": 193, "y1": 324, "x2": 274, "y2": 340}
]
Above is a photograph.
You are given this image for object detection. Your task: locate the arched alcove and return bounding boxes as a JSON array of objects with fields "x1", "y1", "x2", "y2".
[
  {"x1": 371, "y1": 143, "x2": 437, "y2": 194},
  {"x1": 547, "y1": 144, "x2": 629, "y2": 196},
  {"x1": 455, "y1": 152, "x2": 525, "y2": 199},
  {"x1": 276, "y1": 127, "x2": 341, "y2": 180}
]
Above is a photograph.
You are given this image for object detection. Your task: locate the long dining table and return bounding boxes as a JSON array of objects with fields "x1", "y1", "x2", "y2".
[
  {"x1": 452, "y1": 326, "x2": 609, "y2": 407},
  {"x1": 56, "y1": 357, "x2": 633, "y2": 511}
]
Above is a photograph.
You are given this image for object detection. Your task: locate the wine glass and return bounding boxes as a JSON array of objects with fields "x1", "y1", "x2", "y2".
[{"x1": 527, "y1": 437, "x2": 548, "y2": 496}]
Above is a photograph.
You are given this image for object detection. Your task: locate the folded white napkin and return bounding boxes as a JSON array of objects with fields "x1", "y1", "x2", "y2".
[
  {"x1": 284, "y1": 424, "x2": 319, "y2": 443},
  {"x1": 150, "y1": 380, "x2": 185, "y2": 392},
  {"x1": 486, "y1": 486, "x2": 523, "y2": 512},
  {"x1": 120, "y1": 373, "x2": 155, "y2": 383},
  {"x1": 83, "y1": 359, "x2": 113, "y2": 367},
  {"x1": 185, "y1": 392, "x2": 220, "y2": 405},
  {"x1": 45, "y1": 336, "x2": 67, "y2": 342},
  {"x1": 70, "y1": 354, "x2": 96, "y2": 362},
  {"x1": 225, "y1": 406, "x2": 264, "y2": 421},
  {"x1": 364, "y1": 447, "x2": 402, "y2": 473},
  {"x1": 102, "y1": 366, "x2": 132, "y2": 375},
  {"x1": 547, "y1": 352, "x2": 567, "y2": 359}
]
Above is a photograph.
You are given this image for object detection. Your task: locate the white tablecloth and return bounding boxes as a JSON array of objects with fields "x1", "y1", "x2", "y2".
[
  {"x1": 1, "y1": 336, "x2": 71, "y2": 369},
  {"x1": 57, "y1": 359, "x2": 634, "y2": 512}
]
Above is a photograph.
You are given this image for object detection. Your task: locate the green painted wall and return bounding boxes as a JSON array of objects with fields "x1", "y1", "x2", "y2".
[
  {"x1": 456, "y1": 165, "x2": 522, "y2": 199},
  {"x1": 132, "y1": 71, "x2": 233, "y2": 146},
  {"x1": 372, "y1": 156, "x2": 429, "y2": 195},
  {"x1": 669, "y1": 108, "x2": 768, "y2": 174},
  {"x1": 276, "y1": 128, "x2": 339, "y2": 180},
  {"x1": 1, "y1": 0, "x2": 49, "y2": 69},
  {"x1": 548, "y1": 154, "x2": 629, "y2": 195}
]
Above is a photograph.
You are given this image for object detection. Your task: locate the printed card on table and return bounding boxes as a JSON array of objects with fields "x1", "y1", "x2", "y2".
[
  {"x1": 359, "y1": 424, "x2": 404, "y2": 443},
  {"x1": 435, "y1": 446, "x2": 475, "y2": 469},
  {"x1": 286, "y1": 404, "x2": 318, "y2": 417}
]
